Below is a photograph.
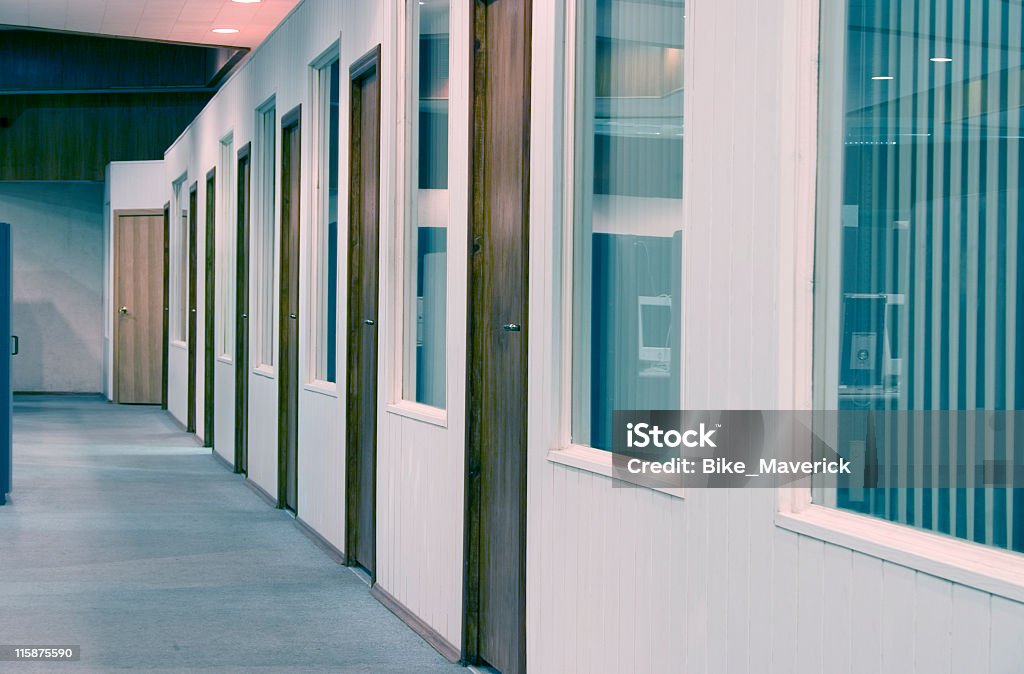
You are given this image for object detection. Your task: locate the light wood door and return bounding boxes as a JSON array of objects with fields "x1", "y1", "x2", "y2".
[
  {"x1": 465, "y1": 1, "x2": 531, "y2": 671},
  {"x1": 115, "y1": 212, "x2": 165, "y2": 404},
  {"x1": 345, "y1": 46, "x2": 381, "y2": 576}
]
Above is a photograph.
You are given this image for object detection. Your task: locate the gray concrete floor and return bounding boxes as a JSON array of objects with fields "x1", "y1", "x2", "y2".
[{"x1": 0, "y1": 395, "x2": 463, "y2": 673}]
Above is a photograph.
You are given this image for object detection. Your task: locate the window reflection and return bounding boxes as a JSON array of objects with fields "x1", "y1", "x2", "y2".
[
  {"x1": 404, "y1": 0, "x2": 449, "y2": 409},
  {"x1": 819, "y1": 0, "x2": 1023, "y2": 552},
  {"x1": 573, "y1": 0, "x2": 685, "y2": 450}
]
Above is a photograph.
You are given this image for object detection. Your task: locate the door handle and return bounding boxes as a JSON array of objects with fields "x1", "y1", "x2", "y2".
[
  {"x1": 241, "y1": 313, "x2": 248, "y2": 319},
  {"x1": 502, "y1": 323, "x2": 521, "y2": 332},
  {"x1": 119, "y1": 306, "x2": 128, "y2": 315},
  {"x1": 363, "y1": 319, "x2": 375, "y2": 326},
  {"x1": 289, "y1": 313, "x2": 297, "y2": 320},
  {"x1": 11, "y1": 335, "x2": 17, "y2": 356}
]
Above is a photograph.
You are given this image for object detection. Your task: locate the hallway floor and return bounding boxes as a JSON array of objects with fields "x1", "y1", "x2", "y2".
[{"x1": 0, "y1": 395, "x2": 462, "y2": 673}]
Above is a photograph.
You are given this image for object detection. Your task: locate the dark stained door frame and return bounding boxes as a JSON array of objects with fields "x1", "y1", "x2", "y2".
[
  {"x1": 278, "y1": 105, "x2": 302, "y2": 513},
  {"x1": 463, "y1": 1, "x2": 531, "y2": 672},
  {"x1": 204, "y1": 168, "x2": 216, "y2": 449},
  {"x1": 344, "y1": 45, "x2": 382, "y2": 579},
  {"x1": 187, "y1": 181, "x2": 199, "y2": 434},
  {"x1": 161, "y1": 202, "x2": 170, "y2": 410},
  {"x1": 235, "y1": 143, "x2": 252, "y2": 474}
]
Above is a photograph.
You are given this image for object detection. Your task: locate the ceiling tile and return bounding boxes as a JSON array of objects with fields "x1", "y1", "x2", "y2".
[{"x1": 0, "y1": 0, "x2": 299, "y2": 48}]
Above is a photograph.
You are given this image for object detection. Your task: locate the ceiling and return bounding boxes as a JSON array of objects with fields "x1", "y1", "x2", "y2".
[{"x1": 0, "y1": 0, "x2": 301, "y2": 48}]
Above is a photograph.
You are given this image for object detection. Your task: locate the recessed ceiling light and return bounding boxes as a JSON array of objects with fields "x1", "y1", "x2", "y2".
[
  {"x1": 872, "y1": 75, "x2": 894, "y2": 80},
  {"x1": 930, "y1": 57, "x2": 953, "y2": 63},
  {"x1": 213, "y1": 28, "x2": 240, "y2": 34}
]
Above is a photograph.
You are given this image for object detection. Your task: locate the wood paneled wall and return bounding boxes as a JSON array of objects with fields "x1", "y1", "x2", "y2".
[
  {"x1": 0, "y1": 29, "x2": 242, "y2": 92},
  {"x1": 0, "y1": 92, "x2": 210, "y2": 181}
]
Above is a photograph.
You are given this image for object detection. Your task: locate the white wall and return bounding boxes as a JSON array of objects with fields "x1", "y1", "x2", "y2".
[
  {"x1": 162, "y1": 0, "x2": 389, "y2": 562},
  {"x1": 104, "y1": 161, "x2": 167, "y2": 400},
  {"x1": 158, "y1": 0, "x2": 1024, "y2": 671},
  {"x1": 525, "y1": 1, "x2": 1024, "y2": 673},
  {"x1": 0, "y1": 181, "x2": 104, "y2": 392}
]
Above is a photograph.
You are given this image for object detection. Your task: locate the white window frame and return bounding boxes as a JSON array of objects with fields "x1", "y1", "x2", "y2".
[
  {"x1": 253, "y1": 97, "x2": 278, "y2": 375},
  {"x1": 385, "y1": 0, "x2": 458, "y2": 427},
  {"x1": 170, "y1": 172, "x2": 189, "y2": 347},
  {"x1": 217, "y1": 132, "x2": 236, "y2": 363},
  {"x1": 544, "y1": 0, "x2": 686, "y2": 500},
  {"x1": 773, "y1": 0, "x2": 1024, "y2": 604},
  {"x1": 304, "y1": 40, "x2": 342, "y2": 396}
]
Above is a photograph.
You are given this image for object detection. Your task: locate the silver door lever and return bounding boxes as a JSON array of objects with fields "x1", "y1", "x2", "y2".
[{"x1": 503, "y1": 323, "x2": 521, "y2": 332}]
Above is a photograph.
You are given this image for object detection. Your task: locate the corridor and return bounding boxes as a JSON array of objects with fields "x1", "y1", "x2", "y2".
[{"x1": 0, "y1": 395, "x2": 461, "y2": 673}]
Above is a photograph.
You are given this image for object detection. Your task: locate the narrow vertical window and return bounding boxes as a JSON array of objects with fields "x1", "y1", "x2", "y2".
[
  {"x1": 402, "y1": 0, "x2": 450, "y2": 408},
  {"x1": 571, "y1": 0, "x2": 686, "y2": 450},
  {"x1": 172, "y1": 174, "x2": 189, "y2": 342},
  {"x1": 313, "y1": 57, "x2": 340, "y2": 384},
  {"x1": 218, "y1": 133, "x2": 236, "y2": 358},
  {"x1": 256, "y1": 101, "x2": 277, "y2": 368}
]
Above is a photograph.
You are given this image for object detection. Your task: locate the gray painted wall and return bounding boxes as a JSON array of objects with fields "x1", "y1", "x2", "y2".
[{"x1": 0, "y1": 182, "x2": 104, "y2": 392}]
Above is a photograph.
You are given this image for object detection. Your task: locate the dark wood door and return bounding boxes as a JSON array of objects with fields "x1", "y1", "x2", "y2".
[
  {"x1": 278, "y1": 107, "x2": 301, "y2": 513},
  {"x1": 114, "y1": 212, "x2": 164, "y2": 404},
  {"x1": 161, "y1": 204, "x2": 170, "y2": 410},
  {"x1": 187, "y1": 182, "x2": 198, "y2": 434},
  {"x1": 0, "y1": 223, "x2": 9, "y2": 504},
  {"x1": 235, "y1": 144, "x2": 251, "y2": 474},
  {"x1": 345, "y1": 46, "x2": 381, "y2": 576},
  {"x1": 464, "y1": 1, "x2": 531, "y2": 672},
  {"x1": 204, "y1": 169, "x2": 216, "y2": 448}
]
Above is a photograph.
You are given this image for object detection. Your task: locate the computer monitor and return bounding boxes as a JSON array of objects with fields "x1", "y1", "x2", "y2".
[{"x1": 638, "y1": 295, "x2": 672, "y2": 370}]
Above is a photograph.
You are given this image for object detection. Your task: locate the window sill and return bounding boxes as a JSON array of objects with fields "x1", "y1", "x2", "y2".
[
  {"x1": 217, "y1": 355, "x2": 233, "y2": 365},
  {"x1": 776, "y1": 503, "x2": 1024, "y2": 603},
  {"x1": 170, "y1": 340, "x2": 187, "y2": 351},
  {"x1": 546, "y1": 445, "x2": 685, "y2": 500},
  {"x1": 304, "y1": 381, "x2": 338, "y2": 398},
  {"x1": 386, "y1": 400, "x2": 447, "y2": 428},
  {"x1": 252, "y1": 365, "x2": 275, "y2": 380}
]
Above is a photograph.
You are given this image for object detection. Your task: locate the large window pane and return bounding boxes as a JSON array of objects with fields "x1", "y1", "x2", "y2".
[
  {"x1": 402, "y1": 0, "x2": 449, "y2": 408},
  {"x1": 816, "y1": 0, "x2": 1023, "y2": 552},
  {"x1": 571, "y1": 0, "x2": 685, "y2": 450}
]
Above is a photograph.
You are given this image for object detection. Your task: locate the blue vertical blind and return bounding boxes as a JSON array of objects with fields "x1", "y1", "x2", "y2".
[{"x1": 821, "y1": 0, "x2": 1023, "y2": 552}]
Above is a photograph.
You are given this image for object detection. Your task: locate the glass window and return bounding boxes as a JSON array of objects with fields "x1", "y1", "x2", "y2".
[
  {"x1": 313, "y1": 58, "x2": 340, "y2": 384},
  {"x1": 218, "y1": 133, "x2": 236, "y2": 358},
  {"x1": 256, "y1": 101, "x2": 277, "y2": 368},
  {"x1": 815, "y1": 0, "x2": 1023, "y2": 552},
  {"x1": 571, "y1": 0, "x2": 685, "y2": 450},
  {"x1": 172, "y1": 174, "x2": 189, "y2": 342},
  {"x1": 402, "y1": 0, "x2": 450, "y2": 408}
]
